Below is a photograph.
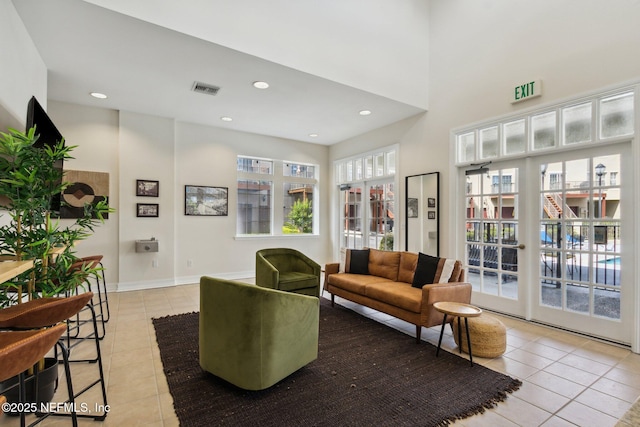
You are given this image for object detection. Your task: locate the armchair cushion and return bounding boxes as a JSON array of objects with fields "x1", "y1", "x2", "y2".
[{"x1": 256, "y1": 248, "x2": 321, "y2": 297}]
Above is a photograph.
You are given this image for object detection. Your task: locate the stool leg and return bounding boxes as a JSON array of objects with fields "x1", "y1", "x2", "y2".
[
  {"x1": 436, "y1": 313, "x2": 448, "y2": 357},
  {"x1": 97, "y1": 262, "x2": 110, "y2": 322},
  {"x1": 465, "y1": 317, "x2": 474, "y2": 367}
]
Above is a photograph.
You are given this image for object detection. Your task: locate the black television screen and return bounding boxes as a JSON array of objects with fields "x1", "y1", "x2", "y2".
[{"x1": 25, "y1": 96, "x2": 64, "y2": 212}]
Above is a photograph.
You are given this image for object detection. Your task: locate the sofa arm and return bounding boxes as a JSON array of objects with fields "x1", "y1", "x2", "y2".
[
  {"x1": 323, "y1": 263, "x2": 340, "y2": 292},
  {"x1": 420, "y1": 282, "x2": 472, "y2": 328}
]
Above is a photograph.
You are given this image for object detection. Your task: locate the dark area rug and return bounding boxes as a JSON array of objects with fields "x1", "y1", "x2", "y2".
[{"x1": 152, "y1": 298, "x2": 521, "y2": 427}]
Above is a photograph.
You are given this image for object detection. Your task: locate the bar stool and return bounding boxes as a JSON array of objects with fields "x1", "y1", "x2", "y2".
[
  {"x1": 79, "y1": 255, "x2": 110, "y2": 323},
  {"x1": 65, "y1": 260, "x2": 106, "y2": 341},
  {"x1": 0, "y1": 323, "x2": 76, "y2": 426},
  {"x1": 0, "y1": 293, "x2": 108, "y2": 422}
]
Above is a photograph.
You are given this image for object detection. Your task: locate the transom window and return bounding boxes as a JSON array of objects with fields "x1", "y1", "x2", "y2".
[{"x1": 456, "y1": 90, "x2": 635, "y2": 164}]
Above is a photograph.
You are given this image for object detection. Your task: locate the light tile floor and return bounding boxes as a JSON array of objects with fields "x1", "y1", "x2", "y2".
[{"x1": 3, "y1": 282, "x2": 640, "y2": 427}]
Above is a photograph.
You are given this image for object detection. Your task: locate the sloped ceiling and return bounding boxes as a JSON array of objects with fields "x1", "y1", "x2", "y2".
[{"x1": 13, "y1": 0, "x2": 428, "y2": 144}]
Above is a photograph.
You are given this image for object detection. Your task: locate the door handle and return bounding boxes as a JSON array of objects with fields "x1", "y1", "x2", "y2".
[{"x1": 514, "y1": 244, "x2": 525, "y2": 250}]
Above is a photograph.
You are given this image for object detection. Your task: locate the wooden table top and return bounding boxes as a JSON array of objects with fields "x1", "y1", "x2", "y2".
[
  {"x1": 433, "y1": 301, "x2": 482, "y2": 317},
  {"x1": 0, "y1": 260, "x2": 34, "y2": 284}
]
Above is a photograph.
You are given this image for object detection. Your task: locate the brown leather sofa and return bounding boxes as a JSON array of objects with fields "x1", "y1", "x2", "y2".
[{"x1": 324, "y1": 248, "x2": 472, "y2": 342}]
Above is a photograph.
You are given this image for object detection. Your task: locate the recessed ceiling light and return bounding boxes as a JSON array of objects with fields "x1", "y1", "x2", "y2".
[
  {"x1": 309, "y1": 133, "x2": 319, "y2": 138},
  {"x1": 220, "y1": 116, "x2": 233, "y2": 122},
  {"x1": 90, "y1": 92, "x2": 107, "y2": 99},
  {"x1": 253, "y1": 81, "x2": 270, "y2": 89},
  {"x1": 359, "y1": 110, "x2": 372, "y2": 116}
]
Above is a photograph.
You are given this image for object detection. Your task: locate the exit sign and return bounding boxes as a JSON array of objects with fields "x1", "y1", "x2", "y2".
[{"x1": 512, "y1": 80, "x2": 542, "y2": 103}]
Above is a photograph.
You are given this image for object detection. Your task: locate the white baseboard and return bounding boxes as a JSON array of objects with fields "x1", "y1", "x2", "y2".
[{"x1": 114, "y1": 270, "x2": 255, "y2": 292}]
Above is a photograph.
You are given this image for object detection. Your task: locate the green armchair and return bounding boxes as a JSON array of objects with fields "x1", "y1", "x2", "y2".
[
  {"x1": 199, "y1": 276, "x2": 319, "y2": 391},
  {"x1": 255, "y1": 248, "x2": 321, "y2": 297}
]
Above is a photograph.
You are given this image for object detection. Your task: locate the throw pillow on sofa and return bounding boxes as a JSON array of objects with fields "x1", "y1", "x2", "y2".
[
  {"x1": 411, "y1": 253, "x2": 459, "y2": 288},
  {"x1": 412, "y1": 252, "x2": 440, "y2": 288},
  {"x1": 347, "y1": 249, "x2": 370, "y2": 275}
]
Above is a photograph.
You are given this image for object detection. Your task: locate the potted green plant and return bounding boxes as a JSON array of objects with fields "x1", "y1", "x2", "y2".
[
  {"x1": 0, "y1": 127, "x2": 111, "y2": 305},
  {"x1": 0, "y1": 126, "x2": 112, "y2": 409}
]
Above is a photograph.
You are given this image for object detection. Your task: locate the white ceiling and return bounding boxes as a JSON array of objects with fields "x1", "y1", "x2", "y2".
[{"x1": 13, "y1": 0, "x2": 425, "y2": 145}]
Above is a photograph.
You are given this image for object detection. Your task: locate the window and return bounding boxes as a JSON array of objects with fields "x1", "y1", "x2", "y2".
[
  {"x1": 282, "y1": 162, "x2": 316, "y2": 234},
  {"x1": 237, "y1": 156, "x2": 317, "y2": 236},
  {"x1": 455, "y1": 89, "x2": 635, "y2": 165},
  {"x1": 335, "y1": 146, "x2": 398, "y2": 251}
]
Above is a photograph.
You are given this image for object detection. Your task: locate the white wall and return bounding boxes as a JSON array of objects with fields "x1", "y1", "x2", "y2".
[
  {"x1": 174, "y1": 122, "x2": 331, "y2": 284},
  {"x1": 118, "y1": 111, "x2": 176, "y2": 289},
  {"x1": 82, "y1": 0, "x2": 429, "y2": 109},
  {"x1": 46, "y1": 102, "x2": 332, "y2": 291},
  {"x1": 329, "y1": 0, "x2": 640, "y2": 260},
  {"x1": 0, "y1": 0, "x2": 46, "y2": 130},
  {"x1": 424, "y1": 0, "x2": 640, "y2": 256},
  {"x1": 47, "y1": 101, "x2": 120, "y2": 287}
]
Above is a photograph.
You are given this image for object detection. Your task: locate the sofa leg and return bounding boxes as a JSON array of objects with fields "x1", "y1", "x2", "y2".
[
  {"x1": 331, "y1": 294, "x2": 335, "y2": 307},
  {"x1": 416, "y1": 325, "x2": 421, "y2": 343}
]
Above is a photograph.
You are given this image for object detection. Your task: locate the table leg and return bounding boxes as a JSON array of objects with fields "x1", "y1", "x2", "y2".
[
  {"x1": 436, "y1": 313, "x2": 448, "y2": 357},
  {"x1": 465, "y1": 317, "x2": 474, "y2": 367},
  {"x1": 457, "y1": 316, "x2": 462, "y2": 354}
]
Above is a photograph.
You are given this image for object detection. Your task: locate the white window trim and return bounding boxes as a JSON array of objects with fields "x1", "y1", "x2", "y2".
[{"x1": 236, "y1": 155, "x2": 319, "y2": 238}]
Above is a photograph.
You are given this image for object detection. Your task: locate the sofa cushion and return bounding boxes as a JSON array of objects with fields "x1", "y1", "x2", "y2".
[
  {"x1": 346, "y1": 249, "x2": 370, "y2": 275},
  {"x1": 367, "y1": 249, "x2": 400, "y2": 281},
  {"x1": 436, "y1": 258, "x2": 459, "y2": 283},
  {"x1": 328, "y1": 273, "x2": 392, "y2": 294},
  {"x1": 398, "y1": 251, "x2": 418, "y2": 284},
  {"x1": 412, "y1": 253, "x2": 462, "y2": 288},
  {"x1": 365, "y1": 282, "x2": 421, "y2": 313}
]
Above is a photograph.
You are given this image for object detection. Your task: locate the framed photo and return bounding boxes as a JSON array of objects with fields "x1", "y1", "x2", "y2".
[
  {"x1": 137, "y1": 203, "x2": 159, "y2": 218},
  {"x1": 185, "y1": 185, "x2": 228, "y2": 216},
  {"x1": 408, "y1": 198, "x2": 418, "y2": 218},
  {"x1": 428, "y1": 211, "x2": 436, "y2": 220},
  {"x1": 427, "y1": 197, "x2": 436, "y2": 208},
  {"x1": 137, "y1": 179, "x2": 159, "y2": 197}
]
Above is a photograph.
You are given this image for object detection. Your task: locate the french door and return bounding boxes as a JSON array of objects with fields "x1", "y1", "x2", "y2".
[
  {"x1": 462, "y1": 144, "x2": 632, "y2": 344},
  {"x1": 531, "y1": 145, "x2": 632, "y2": 343},
  {"x1": 464, "y1": 159, "x2": 527, "y2": 317}
]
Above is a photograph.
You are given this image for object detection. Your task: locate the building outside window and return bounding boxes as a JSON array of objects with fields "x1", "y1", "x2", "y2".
[{"x1": 237, "y1": 156, "x2": 317, "y2": 236}]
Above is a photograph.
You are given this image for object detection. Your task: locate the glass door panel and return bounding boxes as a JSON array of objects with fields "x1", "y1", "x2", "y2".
[
  {"x1": 341, "y1": 185, "x2": 364, "y2": 249},
  {"x1": 368, "y1": 182, "x2": 395, "y2": 250},
  {"x1": 465, "y1": 165, "x2": 522, "y2": 308},
  {"x1": 534, "y1": 147, "x2": 630, "y2": 343}
]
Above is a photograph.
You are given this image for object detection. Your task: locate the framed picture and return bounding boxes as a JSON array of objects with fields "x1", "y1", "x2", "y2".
[
  {"x1": 408, "y1": 198, "x2": 418, "y2": 218},
  {"x1": 428, "y1": 211, "x2": 436, "y2": 220},
  {"x1": 185, "y1": 185, "x2": 228, "y2": 216},
  {"x1": 427, "y1": 197, "x2": 436, "y2": 208},
  {"x1": 137, "y1": 203, "x2": 159, "y2": 218},
  {"x1": 137, "y1": 179, "x2": 159, "y2": 197}
]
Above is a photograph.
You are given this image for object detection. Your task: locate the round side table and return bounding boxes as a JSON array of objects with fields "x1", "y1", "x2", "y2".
[{"x1": 433, "y1": 301, "x2": 482, "y2": 367}]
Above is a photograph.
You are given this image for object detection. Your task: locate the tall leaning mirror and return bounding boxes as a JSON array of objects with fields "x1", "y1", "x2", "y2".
[{"x1": 405, "y1": 172, "x2": 439, "y2": 256}]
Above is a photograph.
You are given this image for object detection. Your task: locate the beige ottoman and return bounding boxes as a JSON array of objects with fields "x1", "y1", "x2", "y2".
[{"x1": 453, "y1": 314, "x2": 506, "y2": 358}]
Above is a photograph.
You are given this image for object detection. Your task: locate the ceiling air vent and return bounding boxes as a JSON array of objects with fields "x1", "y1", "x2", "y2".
[{"x1": 192, "y1": 81, "x2": 221, "y2": 96}]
